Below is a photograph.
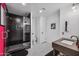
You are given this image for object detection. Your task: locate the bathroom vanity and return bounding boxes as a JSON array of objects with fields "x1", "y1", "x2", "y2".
[{"x1": 52, "y1": 38, "x2": 79, "y2": 56}]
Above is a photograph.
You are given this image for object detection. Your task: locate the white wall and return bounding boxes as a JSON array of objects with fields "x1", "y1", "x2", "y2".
[
  {"x1": 46, "y1": 10, "x2": 60, "y2": 43},
  {"x1": 31, "y1": 15, "x2": 37, "y2": 47},
  {"x1": 60, "y1": 4, "x2": 79, "y2": 39}
]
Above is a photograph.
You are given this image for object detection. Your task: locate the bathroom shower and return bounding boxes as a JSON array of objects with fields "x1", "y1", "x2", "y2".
[{"x1": 6, "y1": 13, "x2": 31, "y2": 48}]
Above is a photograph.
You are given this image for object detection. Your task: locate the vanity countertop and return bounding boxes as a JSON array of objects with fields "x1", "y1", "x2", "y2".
[{"x1": 52, "y1": 37, "x2": 79, "y2": 56}]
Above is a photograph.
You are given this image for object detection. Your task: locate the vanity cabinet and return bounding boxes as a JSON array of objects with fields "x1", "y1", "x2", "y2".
[{"x1": 52, "y1": 38, "x2": 79, "y2": 56}]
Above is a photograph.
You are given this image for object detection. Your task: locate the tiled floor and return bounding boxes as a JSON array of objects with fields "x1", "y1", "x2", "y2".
[
  {"x1": 6, "y1": 41, "x2": 53, "y2": 56},
  {"x1": 26, "y1": 42, "x2": 53, "y2": 56}
]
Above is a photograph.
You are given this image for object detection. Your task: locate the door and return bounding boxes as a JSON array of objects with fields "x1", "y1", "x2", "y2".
[{"x1": 40, "y1": 16, "x2": 46, "y2": 43}]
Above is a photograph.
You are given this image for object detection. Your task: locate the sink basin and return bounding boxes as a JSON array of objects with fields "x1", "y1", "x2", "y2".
[{"x1": 61, "y1": 39, "x2": 74, "y2": 45}]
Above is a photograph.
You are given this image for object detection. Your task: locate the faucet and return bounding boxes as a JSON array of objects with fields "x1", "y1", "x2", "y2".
[
  {"x1": 70, "y1": 35, "x2": 78, "y2": 41},
  {"x1": 70, "y1": 35, "x2": 79, "y2": 45}
]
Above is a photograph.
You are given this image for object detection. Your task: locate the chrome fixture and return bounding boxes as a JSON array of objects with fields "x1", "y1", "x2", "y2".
[
  {"x1": 72, "y1": 3, "x2": 79, "y2": 12},
  {"x1": 40, "y1": 8, "x2": 46, "y2": 13},
  {"x1": 70, "y1": 35, "x2": 78, "y2": 41},
  {"x1": 21, "y1": 3, "x2": 26, "y2": 6},
  {"x1": 70, "y1": 35, "x2": 79, "y2": 45}
]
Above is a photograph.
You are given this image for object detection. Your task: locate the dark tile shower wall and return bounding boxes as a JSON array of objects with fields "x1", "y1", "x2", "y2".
[{"x1": 6, "y1": 13, "x2": 23, "y2": 46}]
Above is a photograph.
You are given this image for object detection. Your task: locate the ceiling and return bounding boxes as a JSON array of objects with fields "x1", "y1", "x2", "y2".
[
  {"x1": 6, "y1": 3, "x2": 71, "y2": 17},
  {"x1": 6, "y1": 3, "x2": 31, "y2": 16}
]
